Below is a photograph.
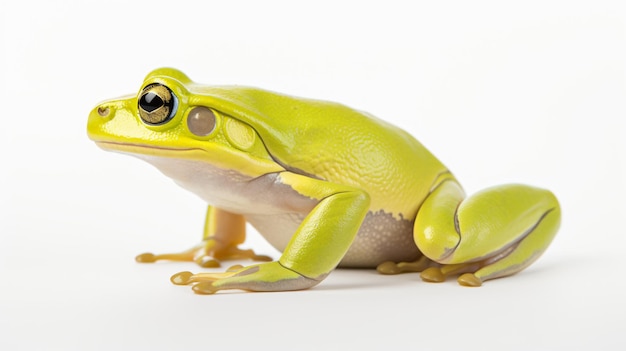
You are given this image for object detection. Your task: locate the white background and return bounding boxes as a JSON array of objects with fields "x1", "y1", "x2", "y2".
[{"x1": 1, "y1": 1, "x2": 625, "y2": 350}]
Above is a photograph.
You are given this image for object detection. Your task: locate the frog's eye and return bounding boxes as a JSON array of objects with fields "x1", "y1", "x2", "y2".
[
  {"x1": 138, "y1": 83, "x2": 178, "y2": 125},
  {"x1": 187, "y1": 107, "x2": 217, "y2": 136}
]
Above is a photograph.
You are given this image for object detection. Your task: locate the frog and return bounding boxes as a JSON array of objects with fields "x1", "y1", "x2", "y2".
[{"x1": 87, "y1": 68, "x2": 561, "y2": 295}]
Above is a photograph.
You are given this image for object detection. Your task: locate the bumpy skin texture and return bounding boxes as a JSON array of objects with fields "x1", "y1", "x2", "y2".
[{"x1": 87, "y1": 68, "x2": 561, "y2": 294}]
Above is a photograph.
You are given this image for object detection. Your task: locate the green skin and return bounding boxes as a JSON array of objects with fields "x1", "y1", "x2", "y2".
[{"x1": 87, "y1": 68, "x2": 561, "y2": 294}]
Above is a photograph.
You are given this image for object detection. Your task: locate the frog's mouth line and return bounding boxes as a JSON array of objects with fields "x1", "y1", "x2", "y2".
[{"x1": 94, "y1": 140, "x2": 201, "y2": 153}]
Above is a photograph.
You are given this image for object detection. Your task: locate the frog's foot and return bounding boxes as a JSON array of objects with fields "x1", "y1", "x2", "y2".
[
  {"x1": 419, "y1": 262, "x2": 482, "y2": 285},
  {"x1": 377, "y1": 257, "x2": 484, "y2": 286},
  {"x1": 170, "y1": 262, "x2": 322, "y2": 295},
  {"x1": 376, "y1": 255, "x2": 436, "y2": 275},
  {"x1": 135, "y1": 239, "x2": 272, "y2": 268}
]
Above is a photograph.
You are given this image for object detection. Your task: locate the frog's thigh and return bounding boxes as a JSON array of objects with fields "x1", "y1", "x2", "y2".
[{"x1": 414, "y1": 181, "x2": 560, "y2": 286}]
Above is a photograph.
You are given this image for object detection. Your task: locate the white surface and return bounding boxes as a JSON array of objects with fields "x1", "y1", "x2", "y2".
[{"x1": 1, "y1": 1, "x2": 625, "y2": 350}]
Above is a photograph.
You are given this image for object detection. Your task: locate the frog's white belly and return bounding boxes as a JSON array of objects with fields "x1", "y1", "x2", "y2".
[{"x1": 137, "y1": 154, "x2": 420, "y2": 267}]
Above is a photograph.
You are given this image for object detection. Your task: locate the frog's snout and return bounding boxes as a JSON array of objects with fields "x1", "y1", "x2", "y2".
[
  {"x1": 87, "y1": 102, "x2": 119, "y2": 140},
  {"x1": 90, "y1": 94, "x2": 135, "y2": 123}
]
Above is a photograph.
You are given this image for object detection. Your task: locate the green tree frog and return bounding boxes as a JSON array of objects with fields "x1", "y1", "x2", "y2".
[{"x1": 87, "y1": 68, "x2": 561, "y2": 294}]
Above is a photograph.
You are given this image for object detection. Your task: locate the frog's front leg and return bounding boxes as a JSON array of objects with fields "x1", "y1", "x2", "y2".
[
  {"x1": 383, "y1": 180, "x2": 560, "y2": 286},
  {"x1": 172, "y1": 172, "x2": 371, "y2": 294},
  {"x1": 135, "y1": 206, "x2": 271, "y2": 268}
]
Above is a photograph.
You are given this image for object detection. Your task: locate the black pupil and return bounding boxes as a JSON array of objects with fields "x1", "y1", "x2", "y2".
[{"x1": 140, "y1": 92, "x2": 164, "y2": 112}]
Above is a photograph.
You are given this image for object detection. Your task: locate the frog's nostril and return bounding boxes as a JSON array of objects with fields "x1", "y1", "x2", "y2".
[{"x1": 97, "y1": 106, "x2": 110, "y2": 117}]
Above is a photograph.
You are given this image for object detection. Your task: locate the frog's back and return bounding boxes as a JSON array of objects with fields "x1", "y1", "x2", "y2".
[{"x1": 195, "y1": 85, "x2": 449, "y2": 220}]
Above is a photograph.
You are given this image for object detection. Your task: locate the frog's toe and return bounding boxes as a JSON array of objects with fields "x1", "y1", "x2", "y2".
[
  {"x1": 135, "y1": 248, "x2": 198, "y2": 264},
  {"x1": 170, "y1": 271, "x2": 194, "y2": 285},
  {"x1": 458, "y1": 273, "x2": 482, "y2": 287},
  {"x1": 418, "y1": 262, "x2": 481, "y2": 284},
  {"x1": 135, "y1": 252, "x2": 158, "y2": 263},
  {"x1": 420, "y1": 267, "x2": 446, "y2": 283},
  {"x1": 419, "y1": 268, "x2": 483, "y2": 286},
  {"x1": 376, "y1": 256, "x2": 434, "y2": 275},
  {"x1": 194, "y1": 255, "x2": 221, "y2": 268},
  {"x1": 136, "y1": 250, "x2": 224, "y2": 268},
  {"x1": 193, "y1": 282, "x2": 219, "y2": 295},
  {"x1": 376, "y1": 261, "x2": 402, "y2": 274},
  {"x1": 170, "y1": 270, "x2": 237, "y2": 286}
]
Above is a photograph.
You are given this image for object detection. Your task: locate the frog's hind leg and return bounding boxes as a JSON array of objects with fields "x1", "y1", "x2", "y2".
[
  {"x1": 135, "y1": 206, "x2": 272, "y2": 268},
  {"x1": 413, "y1": 180, "x2": 560, "y2": 286}
]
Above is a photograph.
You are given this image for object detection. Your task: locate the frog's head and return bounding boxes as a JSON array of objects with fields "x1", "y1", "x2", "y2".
[{"x1": 87, "y1": 68, "x2": 283, "y2": 176}]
